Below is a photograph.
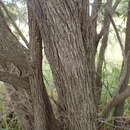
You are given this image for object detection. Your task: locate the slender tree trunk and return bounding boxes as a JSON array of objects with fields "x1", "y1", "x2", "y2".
[
  {"x1": 113, "y1": 1, "x2": 130, "y2": 129},
  {"x1": 28, "y1": 3, "x2": 59, "y2": 130},
  {"x1": 96, "y1": 0, "x2": 111, "y2": 105}
]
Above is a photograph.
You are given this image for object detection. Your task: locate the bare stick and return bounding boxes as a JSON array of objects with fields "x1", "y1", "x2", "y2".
[{"x1": 107, "y1": 10, "x2": 125, "y2": 59}]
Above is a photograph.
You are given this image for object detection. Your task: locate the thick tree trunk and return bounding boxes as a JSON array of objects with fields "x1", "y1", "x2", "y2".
[
  {"x1": 30, "y1": 0, "x2": 97, "y2": 130},
  {"x1": 0, "y1": 7, "x2": 34, "y2": 130},
  {"x1": 113, "y1": 1, "x2": 130, "y2": 129}
]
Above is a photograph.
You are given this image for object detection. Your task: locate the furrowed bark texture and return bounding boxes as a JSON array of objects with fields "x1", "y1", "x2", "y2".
[
  {"x1": 113, "y1": 0, "x2": 130, "y2": 129},
  {"x1": 30, "y1": 0, "x2": 97, "y2": 130},
  {"x1": 28, "y1": 5, "x2": 58, "y2": 130},
  {"x1": 0, "y1": 7, "x2": 34, "y2": 130},
  {"x1": 4, "y1": 83, "x2": 34, "y2": 130}
]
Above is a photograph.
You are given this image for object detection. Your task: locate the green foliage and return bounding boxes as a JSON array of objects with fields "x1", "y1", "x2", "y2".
[
  {"x1": 0, "y1": 84, "x2": 22, "y2": 130},
  {"x1": 0, "y1": 114, "x2": 22, "y2": 130},
  {"x1": 100, "y1": 62, "x2": 121, "y2": 109},
  {"x1": 114, "y1": 0, "x2": 128, "y2": 18},
  {"x1": 100, "y1": 61, "x2": 130, "y2": 118}
]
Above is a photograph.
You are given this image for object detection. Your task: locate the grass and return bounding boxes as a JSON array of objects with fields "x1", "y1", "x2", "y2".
[{"x1": 0, "y1": 83, "x2": 22, "y2": 130}]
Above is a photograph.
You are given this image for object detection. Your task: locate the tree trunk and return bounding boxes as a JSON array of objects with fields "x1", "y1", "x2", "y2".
[
  {"x1": 0, "y1": 7, "x2": 34, "y2": 130},
  {"x1": 28, "y1": 3, "x2": 59, "y2": 130},
  {"x1": 96, "y1": 0, "x2": 111, "y2": 105},
  {"x1": 113, "y1": 0, "x2": 130, "y2": 129},
  {"x1": 30, "y1": 0, "x2": 97, "y2": 130}
]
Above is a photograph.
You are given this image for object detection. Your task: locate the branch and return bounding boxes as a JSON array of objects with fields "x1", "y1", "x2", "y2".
[
  {"x1": 0, "y1": 71, "x2": 29, "y2": 90},
  {"x1": 102, "y1": 86, "x2": 130, "y2": 119},
  {"x1": 96, "y1": 22, "x2": 110, "y2": 44},
  {"x1": 0, "y1": 50, "x2": 28, "y2": 70},
  {"x1": 112, "y1": 0, "x2": 122, "y2": 12},
  {"x1": 101, "y1": 52, "x2": 130, "y2": 118},
  {"x1": 97, "y1": 0, "x2": 122, "y2": 43},
  {"x1": 96, "y1": 0, "x2": 111, "y2": 70},
  {"x1": 0, "y1": 7, "x2": 28, "y2": 54},
  {"x1": 0, "y1": 0, "x2": 29, "y2": 48},
  {"x1": 97, "y1": 6, "x2": 125, "y2": 59},
  {"x1": 107, "y1": 11, "x2": 125, "y2": 59}
]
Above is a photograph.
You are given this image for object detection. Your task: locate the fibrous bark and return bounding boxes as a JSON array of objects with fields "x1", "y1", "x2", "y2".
[
  {"x1": 0, "y1": 7, "x2": 34, "y2": 130},
  {"x1": 28, "y1": 2, "x2": 59, "y2": 129}
]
